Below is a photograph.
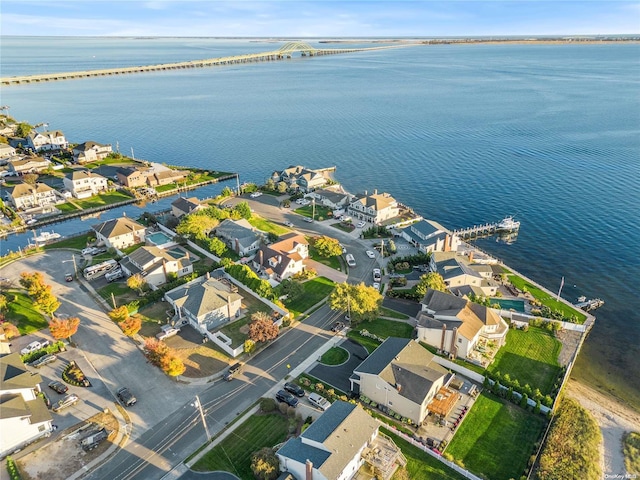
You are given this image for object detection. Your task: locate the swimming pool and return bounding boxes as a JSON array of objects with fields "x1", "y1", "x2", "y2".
[
  {"x1": 491, "y1": 298, "x2": 525, "y2": 312},
  {"x1": 146, "y1": 231, "x2": 173, "y2": 246}
]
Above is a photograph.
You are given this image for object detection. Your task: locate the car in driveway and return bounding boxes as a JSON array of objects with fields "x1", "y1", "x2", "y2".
[
  {"x1": 48, "y1": 381, "x2": 69, "y2": 394},
  {"x1": 276, "y1": 390, "x2": 299, "y2": 407},
  {"x1": 366, "y1": 250, "x2": 376, "y2": 259},
  {"x1": 308, "y1": 392, "x2": 331, "y2": 411},
  {"x1": 156, "y1": 325, "x2": 180, "y2": 340},
  {"x1": 117, "y1": 387, "x2": 137, "y2": 406},
  {"x1": 105, "y1": 269, "x2": 124, "y2": 282},
  {"x1": 30, "y1": 354, "x2": 57, "y2": 368},
  {"x1": 52, "y1": 393, "x2": 79, "y2": 412},
  {"x1": 20, "y1": 340, "x2": 49, "y2": 355},
  {"x1": 81, "y1": 247, "x2": 97, "y2": 255},
  {"x1": 372, "y1": 282, "x2": 380, "y2": 290},
  {"x1": 284, "y1": 382, "x2": 305, "y2": 398}
]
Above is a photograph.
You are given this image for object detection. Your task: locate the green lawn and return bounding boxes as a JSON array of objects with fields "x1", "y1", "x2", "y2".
[
  {"x1": 347, "y1": 318, "x2": 414, "y2": 353},
  {"x1": 488, "y1": 327, "x2": 562, "y2": 395},
  {"x1": 320, "y1": 347, "x2": 349, "y2": 365},
  {"x1": 248, "y1": 215, "x2": 289, "y2": 236},
  {"x1": 98, "y1": 282, "x2": 138, "y2": 306},
  {"x1": 447, "y1": 393, "x2": 546, "y2": 480},
  {"x1": 380, "y1": 429, "x2": 467, "y2": 480},
  {"x1": 74, "y1": 191, "x2": 134, "y2": 209},
  {"x1": 284, "y1": 276, "x2": 335, "y2": 316},
  {"x1": 192, "y1": 413, "x2": 288, "y2": 478},
  {"x1": 55, "y1": 202, "x2": 81, "y2": 212},
  {"x1": 156, "y1": 184, "x2": 177, "y2": 193},
  {"x1": 45, "y1": 233, "x2": 89, "y2": 251},
  {"x1": 307, "y1": 242, "x2": 342, "y2": 271},
  {"x1": 379, "y1": 306, "x2": 410, "y2": 320},
  {"x1": 295, "y1": 204, "x2": 332, "y2": 221},
  {"x1": 5, "y1": 290, "x2": 49, "y2": 334},
  {"x1": 347, "y1": 331, "x2": 381, "y2": 353},
  {"x1": 218, "y1": 316, "x2": 251, "y2": 347},
  {"x1": 508, "y1": 274, "x2": 586, "y2": 323},
  {"x1": 331, "y1": 222, "x2": 356, "y2": 233}
]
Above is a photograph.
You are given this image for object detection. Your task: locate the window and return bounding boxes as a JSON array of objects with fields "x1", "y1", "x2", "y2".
[
  {"x1": 458, "y1": 338, "x2": 463, "y2": 344},
  {"x1": 38, "y1": 424, "x2": 46, "y2": 432}
]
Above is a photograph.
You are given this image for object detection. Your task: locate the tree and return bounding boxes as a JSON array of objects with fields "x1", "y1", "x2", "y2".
[
  {"x1": 233, "y1": 201, "x2": 252, "y2": 220},
  {"x1": 277, "y1": 181, "x2": 288, "y2": 193},
  {"x1": 161, "y1": 354, "x2": 186, "y2": 376},
  {"x1": 127, "y1": 273, "x2": 147, "y2": 295},
  {"x1": 19, "y1": 271, "x2": 47, "y2": 297},
  {"x1": 35, "y1": 290, "x2": 61, "y2": 317},
  {"x1": 0, "y1": 294, "x2": 7, "y2": 311},
  {"x1": 329, "y1": 283, "x2": 382, "y2": 324},
  {"x1": 313, "y1": 236, "x2": 342, "y2": 257},
  {"x1": 244, "y1": 339, "x2": 256, "y2": 354},
  {"x1": 415, "y1": 272, "x2": 446, "y2": 296},
  {"x1": 1, "y1": 322, "x2": 20, "y2": 339},
  {"x1": 251, "y1": 447, "x2": 280, "y2": 480},
  {"x1": 119, "y1": 315, "x2": 142, "y2": 337},
  {"x1": 144, "y1": 337, "x2": 170, "y2": 365},
  {"x1": 15, "y1": 122, "x2": 32, "y2": 138},
  {"x1": 206, "y1": 237, "x2": 227, "y2": 256},
  {"x1": 248, "y1": 311, "x2": 279, "y2": 343},
  {"x1": 220, "y1": 186, "x2": 233, "y2": 197},
  {"x1": 108, "y1": 305, "x2": 130, "y2": 323},
  {"x1": 280, "y1": 279, "x2": 304, "y2": 303},
  {"x1": 23, "y1": 173, "x2": 38, "y2": 185},
  {"x1": 49, "y1": 316, "x2": 80, "y2": 341},
  {"x1": 265, "y1": 178, "x2": 275, "y2": 191},
  {"x1": 176, "y1": 212, "x2": 218, "y2": 240}
]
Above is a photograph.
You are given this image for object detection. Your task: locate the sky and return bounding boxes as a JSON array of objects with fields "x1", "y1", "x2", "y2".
[{"x1": 1, "y1": 1, "x2": 639, "y2": 37}]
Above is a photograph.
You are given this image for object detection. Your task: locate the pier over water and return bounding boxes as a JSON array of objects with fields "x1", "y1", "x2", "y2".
[{"x1": 1, "y1": 42, "x2": 416, "y2": 86}]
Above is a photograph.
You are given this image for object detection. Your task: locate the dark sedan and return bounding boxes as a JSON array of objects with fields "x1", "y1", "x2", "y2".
[
  {"x1": 48, "y1": 381, "x2": 68, "y2": 394},
  {"x1": 284, "y1": 382, "x2": 305, "y2": 398}
]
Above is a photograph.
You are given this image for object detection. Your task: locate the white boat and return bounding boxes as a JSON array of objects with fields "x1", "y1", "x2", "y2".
[
  {"x1": 575, "y1": 296, "x2": 605, "y2": 311},
  {"x1": 33, "y1": 231, "x2": 61, "y2": 244},
  {"x1": 497, "y1": 216, "x2": 520, "y2": 232}
]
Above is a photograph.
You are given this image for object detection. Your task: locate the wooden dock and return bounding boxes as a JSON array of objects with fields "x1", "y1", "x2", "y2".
[{"x1": 453, "y1": 218, "x2": 520, "y2": 239}]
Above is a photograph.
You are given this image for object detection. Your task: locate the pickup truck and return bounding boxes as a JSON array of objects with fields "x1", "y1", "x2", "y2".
[
  {"x1": 156, "y1": 325, "x2": 180, "y2": 340},
  {"x1": 223, "y1": 362, "x2": 242, "y2": 381}
]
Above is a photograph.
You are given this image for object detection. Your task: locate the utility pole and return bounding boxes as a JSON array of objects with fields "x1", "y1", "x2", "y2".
[
  {"x1": 111, "y1": 292, "x2": 117, "y2": 309},
  {"x1": 193, "y1": 395, "x2": 211, "y2": 443}
]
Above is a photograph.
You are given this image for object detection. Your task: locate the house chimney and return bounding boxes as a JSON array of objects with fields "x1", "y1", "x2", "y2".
[
  {"x1": 278, "y1": 255, "x2": 282, "y2": 264},
  {"x1": 468, "y1": 251, "x2": 474, "y2": 263},
  {"x1": 235, "y1": 238, "x2": 240, "y2": 253},
  {"x1": 397, "y1": 383, "x2": 402, "y2": 392},
  {"x1": 306, "y1": 460, "x2": 313, "y2": 480},
  {"x1": 450, "y1": 327, "x2": 458, "y2": 357},
  {"x1": 227, "y1": 295, "x2": 233, "y2": 320},
  {"x1": 206, "y1": 271, "x2": 210, "y2": 280},
  {"x1": 440, "y1": 324, "x2": 447, "y2": 352},
  {"x1": 444, "y1": 234, "x2": 451, "y2": 252},
  {"x1": 258, "y1": 250, "x2": 264, "y2": 268}
]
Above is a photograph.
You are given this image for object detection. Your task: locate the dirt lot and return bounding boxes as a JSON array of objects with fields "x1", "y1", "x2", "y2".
[{"x1": 17, "y1": 411, "x2": 120, "y2": 480}]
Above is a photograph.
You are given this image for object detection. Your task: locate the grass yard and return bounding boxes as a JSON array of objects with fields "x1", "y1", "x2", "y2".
[
  {"x1": 357, "y1": 317, "x2": 414, "y2": 340},
  {"x1": 284, "y1": 276, "x2": 335, "y2": 317},
  {"x1": 192, "y1": 413, "x2": 288, "y2": 478},
  {"x1": 294, "y1": 204, "x2": 332, "y2": 220},
  {"x1": 379, "y1": 306, "x2": 409, "y2": 320},
  {"x1": 347, "y1": 331, "x2": 381, "y2": 353},
  {"x1": 320, "y1": 347, "x2": 349, "y2": 365},
  {"x1": 5, "y1": 290, "x2": 49, "y2": 334},
  {"x1": 307, "y1": 242, "x2": 342, "y2": 271},
  {"x1": 218, "y1": 316, "x2": 251, "y2": 347},
  {"x1": 508, "y1": 274, "x2": 586, "y2": 323},
  {"x1": 446, "y1": 393, "x2": 546, "y2": 480},
  {"x1": 74, "y1": 191, "x2": 134, "y2": 209},
  {"x1": 239, "y1": 290, "x2": 273, "y2": 317},
  {"x1": 248, "y1": 215, "x2": 289, "y2": 236},
  {"x1": 98, "y1": 282, "x2": 138, "y2": 306},
  {"x1": 380, "y1": 429, "x2": 467, "y2": 480},
  {"x1": 45, "y1": 233, "x2": 89, "y2": 251},
  {"x1": 331, "y1": 221, "x2": 355, "y2": 233},
  {"x1": 488, "y1": 326, "x2": 562, "y2": 395},
  {"x1": 55, "y1": 202, "x2": 81, "y2": 213}
]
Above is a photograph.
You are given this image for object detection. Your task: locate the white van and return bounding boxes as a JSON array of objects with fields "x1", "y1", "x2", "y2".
[
  {"x1": 308, "y1": 393, "x2": 331, "y2": 411},
  {"x1": 345, "y1": 254, "x2": 356, "y2": 268}
]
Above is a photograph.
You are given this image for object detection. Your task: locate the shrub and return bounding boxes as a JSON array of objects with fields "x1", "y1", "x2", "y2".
[
  {"x1": 20, "y1": 341, "x2": 66, "y2": 364},
  {"x1": 260, "y1": 397, "x2": 276, "y2": 412},
  {"x1": 6, "y1": 456, "x2": 20, "y2": 480}
]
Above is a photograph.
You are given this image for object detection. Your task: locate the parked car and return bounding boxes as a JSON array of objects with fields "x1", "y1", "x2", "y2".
[
  {"x1": 223, "y1": 362, "x2": 243, "y2": 381},
  {"x1": 284, "y1": 221, "x2": 294, "y2": 228},
  {"x1": 65, "y1": 273, "x2": 74, "y2": 282},
  {"x1": 81, "y1": 247, "x2": 96, "y2": 255},
  {"x1": 284, "y1": 382, "x2": 305, "y2": 398},
  {"x1": 366, "y1": 250, "x2": 376, "y2": 259},
  {"x1": 48, "y1": 381, "x2": 68, "y2": 394},
  {"x1": 372, "y1": 282, "x2": 380, "y2": 290},
  {"x1": 30, "y1": 354, "x2": 57, "y2": 368},
  {"x1": 357, "y1": 221, "x2": 366, "y2": 228},
  {"x1": 156, "y1": 325, "x2": 180, "y2": 340},
  {"x1": 308, "y1": 392, "x2": 331, "y2": 411},
  {"x1": 116, "y1": 387, "x2": 137, "y2": 406},
  {"x1": 304, "y1": 217, "x2": 314, "y2": 223},
  {"x1": 52, "y1": 393, "x2": 79, "y2": 412},
  {"x1": 20, "y1": 340, "x2": 49, "y2": 355},
  {"x1": 249, "y1": 192, "x2": 262, "y2": 198},
  {"x1": 276, "y1": 390, "x2": 299, "y2": 407},
  {"x1": 373, "y1": 268, "x2": 381, "y2": 281},
  {"x1": 105, "y1": 269, "x2": 124, "y2": 282}
]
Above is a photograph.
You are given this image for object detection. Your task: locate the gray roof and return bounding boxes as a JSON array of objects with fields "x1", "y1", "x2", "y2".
[
  {"x1": 127, "y1": 245, "x2": 177, "y2": 269},
  {"x1": 410, "y1": 220, "x2": 442, "y2": 239},
  {"x1": 165, "y1": 276, "x2": 242, "y2": 320},
  {"x1": 0, "y1": 353, "x2": 42, "y2": 390},
  {"x1": 277, "y1": 437, "x2": 332, "y2": 468},
  {"x1": 303, "y1": 401, "x2": 356, "y2": 443},
  {"x1": 171, "y1": 197, "x2": 201, "y2": 214},
  {"x1": 352, "y1": 337, "x2": 413, "y2": 376},
  {"x1": 92, "y1": 216, "x2": 145, "y2": 239},
  {"x1": 214, "y1": 219, "x2": 260, "y2": 249},
  {"x1": 421, "y1": 288, "x2": 467, "y2": 312},
  {"x1": 386, "y1": 362, "x2": 446, "y2": 405},
  {"x1": 73, "y1": 141, "x2": 109, "y2": 152}
]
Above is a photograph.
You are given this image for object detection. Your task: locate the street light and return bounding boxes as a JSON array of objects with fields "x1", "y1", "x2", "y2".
[
  {"x1": 62, "y1": 255, "x2": 78, "y2": 278},
  {"x1": 192, "y1": 395, "x2": 211, "y2": 443}
]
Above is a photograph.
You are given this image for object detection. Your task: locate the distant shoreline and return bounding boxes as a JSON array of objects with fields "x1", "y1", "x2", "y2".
[{"x1": 320, "y1": 38, "x2": 640, "y2": 46}]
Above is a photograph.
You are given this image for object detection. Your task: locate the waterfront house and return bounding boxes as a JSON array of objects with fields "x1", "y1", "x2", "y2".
[
  {"x1": 347, "y1": 190, "x2": 399, "y2": 225},
  {"x1": 415, "y1": 289, "x2": 508, "y2": 360},
  {"x1": 171, "y1": 197, "x2": 204, "y2": 219},
  {"x1": 7, "y1": 157, "x2": 50, "y2": 175},
  {"x1": 120, "y1": 246, "x2": 192, "y2": 288},
  {"x1": 350, "y1": 337, "x2": 449, "y2": 425},
  {"x1": 116, "y1": 166, "x2": 150, "y2": 188},
  {"x1": 271, "y1": 165, "x2": 334, "y2": 192},
  {"x1": 253, "y1": 233, "x2": 309, "y2": 282},
  {"x1": 277, "y1": 401, "x2": 405, "y2": 480},
  {"x1": 213, "y1": 218, "x2": 263, "y2": 257},
  {"x1": 306, "y1": 186, "x2": 352, "y2": 210},
  {"x1": 400, "y1": 219, "x2": 460, "y2": 254},
  {"x1": 0, "y1": 352, "x2": 53, "y2": 458},
  {"x1": 0, "y1": 144, "x2": 16, "y2": 161},
  {"x1": 63, "y1": 170, "x2": 109, "y2": 199},
  {"x1": 7, "y1": 182, "x2": 57, "y2": 210},
  {"x1": 429, "y1": 251, "x2": 498, "y2": 297},
  {"x1": 92, "y1": 216, "x2": 146, "y2": 250},
  {"x1": 147, "y1": 169, "x2": 188, "y2": 187},
  {"x1": 72, "y1": 141, "x2": 113, "y2": 164},
  {"x1": 164, "y1": 273, "x2": 242, "y2": 332},
  {"x1": 26, "y1": 130, "x2": 68, "y2": 152}
]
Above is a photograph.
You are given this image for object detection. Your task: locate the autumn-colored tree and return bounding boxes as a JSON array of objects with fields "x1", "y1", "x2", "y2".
[
  {"x1": 23, "y1": 173, "x2": 39, "y2": 185},
  {"x1": 244, "y1": 339, "x2": 256, "y2": 354},
  {"x1": 144, "y1": 337, "x2": 170, "y2": 366},
  {"x1": 19, "y1": 271, "x2": 46, "y2": 297},
  {"x1": 161, "y1": 353, "x2": 186, "y2": 376},
  {"x1": 329, "y1": 282, "x2": 382, "y2": 325},
  {"x1": 127, "y1": 273, "x2": 147, "y2": 295},
  {"x1": 0, "y1": 294, "x2": 7, "y2": 311},
  {"x1": 251, "y1": 447, "x2": 280, "y2": 480},
  {"x1": 277, "y1": 181, "x2": 288, "y2": 193},
  {"x1": 119, "y1": 315, "x2": 142, "y2": 337},
  {"x1": 415, "y1": 272, "x2": 447, "y2": 296},
  {"x1": 313, "y1": 235, "x2": 342, "y2": 257},
  {"x1": 34, "y1": 290, "x2": 61, "y2": 317},
  {"x1": 248, "y1": 311, "x2": 279, "y2": 343},
  {"x1": 108, "y1": 305, "x2": 130, "y2": 323},
  {"x1": 49, "y1": 316, "x2": 80, "y2": 341},
  {"x1": 1, "y1": 322, "x2": 20, "y2": 339}
]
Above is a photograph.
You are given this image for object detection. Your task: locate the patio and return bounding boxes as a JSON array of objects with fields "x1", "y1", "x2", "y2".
[{"x1": 359, "y1": 432, "x2": 407, "y2": 480}]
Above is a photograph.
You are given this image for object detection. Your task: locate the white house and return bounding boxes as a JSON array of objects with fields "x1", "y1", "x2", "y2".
[
  {"x1": 271, "y1": 165, "x2": 334, "y2": 192},
  {"x1": 306, "y1": 186, "x2": 352, "y2": 210},
  {"x1": 0, "y1": 144, "x2": 16, "y2": 160},
  {"x1": 92, "y1": 216, "x2": 146, "y2": 250},
  {"x1": 213, "y1": 218, "x2": 263, "y2": 256},
  {"x1": 429, "y1": 251, "x2": 499, "y2": 297},
  {"x1": 7, "y1": 182, "x2": 57, "y2": 210},
  {"x1": 400, "y1": 219, "x2": 461, "y2": 254},
  {"x1": 63, "y1": 170, "x2": 109, "y2": 199},
  {"x1": 350, "y1": 337, "x2": 450, "y2": 425},
  {"x1": 415, "y1": 289, "x2": 509, "y2": 360},
  {"x1": 164, "y1": 273, "x2": 243, "y2": 332},
  {"x1": 120, "y1": 246, "x2": 192, "y2": 288},
  {"x1": 26, "y1": 130, "x2": 68, "y2": 152},
  {"x1": 0, "y1": 353, "x2": 53, "y2": 457},
  {"x1": 72, "y1": 141, "x2": 113, "y2": 164},
  {"x1": 253, "y1": 233, "x2": 309, "y2": 282},
  {"x1": 348, "y1": 191, "x2": 399, "y2": 225},
  {"x1": 277, "y1": 401, "x2": 405, "y2": 480},
  {"x1": 7, "y1": 157, "x2": 50, "y2": 175}
]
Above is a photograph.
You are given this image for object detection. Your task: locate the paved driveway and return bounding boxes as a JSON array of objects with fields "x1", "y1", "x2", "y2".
[{"x1": 307, "y1": 338, "x2": 369, "y2": 394}]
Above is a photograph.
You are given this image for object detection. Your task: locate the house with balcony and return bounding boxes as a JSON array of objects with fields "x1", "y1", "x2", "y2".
[
  {"x1": 171, "y1": 197, "x2": 204, "y2": 219},
  {"x1": 0, "y1": 352, "x2": 53, "y2": 457},
  {"x1": 253, "y1": 233, "x2": 308, "y2": 282},
  {"x1": 400, "y1": 219, "x2": 460, "y2": 254},
  {"x1": 63, "y1": 170, "x2": 109, "y2": 199},
  {"x1": 271, "y1": 165, "x2": 334, "y2": 192},
  {"x1": 26, "y1": 130, "x2": 68, "y2": 152},
  {"x1": 306, "y1": 186, "x2": 352, "y2": 210},
  {"x1": 415, "y1": 289, "x2": 508, "y2": 361},
  {"x1": 72, "y1": 141, "x2": 113, "y2": 164},
  {"x1": 147, "y1": 168, "x2": 188, "y2": 187},
  {"x1": 429, "y1": 251, "x2": 499, "y2": 297},
  {"x1": 120, "y1": 246, "x2": 192, "y2": 288},
  {"x1": 350, "y1": 337, "x2": 449, "y2": 426},
  {"x1": 7, "y1": 182, "x2": 57, "y2": 210},
  {"x1": 213, "y1": 218, "x2": 263, "y2": 257},
  {"x1": 164, "y1": 273, "x2": 243, "y2": 332},
  {"x1": 92, "y1": 216, "x2": 146, "y2": 250},
  {"x1": 7, "y1": 157, "x2": 51, "y2": 175},
  {"x1": 347, "y1": 191, "x2": 399, "y2": 226},
  {"x1": 116, "y1": 166, "x2": 150, "y2": 188},
  {"x1": 277, "y1": 401, "x2": 405, "y2": 480}
]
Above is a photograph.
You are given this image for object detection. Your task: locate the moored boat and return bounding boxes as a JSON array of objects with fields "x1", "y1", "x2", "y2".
[{"x1": 496, "y1": 216, "x2": 520, "y2": 232}]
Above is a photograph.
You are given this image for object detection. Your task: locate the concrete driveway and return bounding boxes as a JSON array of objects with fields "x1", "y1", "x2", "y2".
[
  {"x1": 0, "y1": 250, "x2": 205, "y2": 441},
  {"x1": 307, "y1": 338, "x2": 369, "y2": 395}
]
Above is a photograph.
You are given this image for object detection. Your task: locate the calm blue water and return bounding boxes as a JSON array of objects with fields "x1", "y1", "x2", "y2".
[{"x1": 2, "y1": 38, "x2": 639, "y2": 406}]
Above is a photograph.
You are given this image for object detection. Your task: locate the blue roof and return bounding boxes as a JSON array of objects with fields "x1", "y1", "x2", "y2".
[
  {"x1": 302, "y1": 401, "x2": 356, "y2": 443},
  {"x1": 411, "y1": 220, "x2": 440, "y2": 238},
  {"x1": 277, "y1": 437, "x2": 331, "y2": 467}
]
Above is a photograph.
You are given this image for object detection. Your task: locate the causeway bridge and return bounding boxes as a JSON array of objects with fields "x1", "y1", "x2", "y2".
[{"x1": 1, "y1": 42, "x2": 415, "y2": 86}]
